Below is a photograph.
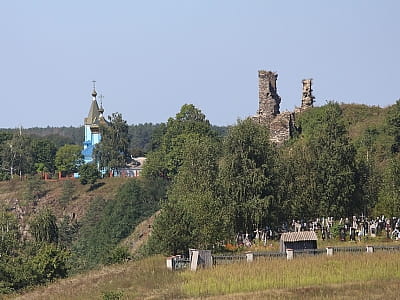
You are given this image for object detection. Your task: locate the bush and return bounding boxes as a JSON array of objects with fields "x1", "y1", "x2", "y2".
[
  {"x1": 29, "y1": 243, "x2": 69, "y2": 284},
  {"x1": 330, "y1": 223, "x2": 342, "y2": 239},
  {"x1": 78, "y1": 163, "x2": 100, "y2": 185},
  {"x1": 102, "y1": 290, "x2": 123, "y2": 300},
  {"x1": 104, "y1": 246, "x2": 130, "y2": 265}
]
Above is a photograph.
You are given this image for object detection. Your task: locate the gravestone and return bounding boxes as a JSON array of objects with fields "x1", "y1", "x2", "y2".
[
  {"x1": 340, "y1": 227, "x2": 346, "y2": 241},
  {"x1": 370, "y1": 224, "x2": 377, "y2": 237},
  {"x1": 190, "y1": 251, "x2": 199, "y2": 271},
  {"x1": 246, "y1": 252, "x2": 254, "y2": 262},
  {"x1": 166, "y1": 256, "x2": 174, "y2": 270}
]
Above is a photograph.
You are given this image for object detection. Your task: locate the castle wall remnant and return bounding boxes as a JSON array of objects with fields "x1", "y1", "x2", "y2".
[
  {"x1": 253, "y1": 71, "x2": 315, "y2": 145},
  {"x1": 256, "y1": 70, "x2": 281, "y2": 124},
  {"x1": 296, "y1": 78, "x2": 315, "y2": 114}
]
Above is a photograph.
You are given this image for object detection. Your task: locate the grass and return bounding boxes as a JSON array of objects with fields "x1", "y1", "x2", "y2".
[
  {"x1": 0, "y1": 177, "x2": 131, "y2": 223},
  {"x1": 9, "y1": 247, "x2": 400, "y2": 300},
  {"x1": 180, "y1": 251, "x2": 400, "y2": 298},
  {"x1": 11, "y1": 256, "x2": 184, "y2": 300}
]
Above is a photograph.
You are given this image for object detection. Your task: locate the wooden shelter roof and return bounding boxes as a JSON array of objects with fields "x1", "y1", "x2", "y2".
[{"x1": 280, "y1": 231, "x2": 318, "y2": 242}]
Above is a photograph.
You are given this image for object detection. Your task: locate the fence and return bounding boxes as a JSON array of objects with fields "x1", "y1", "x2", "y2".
[
  {"x1": 167, "y1": 244, "x2": 400, "y2": 270},
  {"x1": 212, "y1": 244, "x2": 400, "y2": 265}
]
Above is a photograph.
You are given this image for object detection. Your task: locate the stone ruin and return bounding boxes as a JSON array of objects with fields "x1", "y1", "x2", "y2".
[{"x1": 252, "y1": 70, "x2": 315, "y2": 145}]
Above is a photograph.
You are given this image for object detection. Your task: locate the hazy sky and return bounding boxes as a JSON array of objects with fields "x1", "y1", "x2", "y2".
[{"x1": 1, "y1": 1, "x2": 399, "y2": 128}]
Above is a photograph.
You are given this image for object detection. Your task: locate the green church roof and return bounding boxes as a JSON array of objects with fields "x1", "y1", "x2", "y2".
[
  {"x1": 85, "y1": 99, "x2": 101, "y2": 125},
  {"x1": 84, "y1": 87, "x2": 106, "y2": 126}
]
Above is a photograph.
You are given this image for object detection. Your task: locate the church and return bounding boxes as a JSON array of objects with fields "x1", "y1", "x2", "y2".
[
  {"x1": 82, "y1": 82, "x2": 107, "y2": 164},
  {"x1": 80, "y1": 82, "x2": 145, "y2": 176}
]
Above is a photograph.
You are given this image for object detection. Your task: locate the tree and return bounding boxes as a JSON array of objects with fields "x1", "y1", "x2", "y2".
[
  {"x1": 31, "y1": 138, "x2": 57, "y2": 174},
  {"x1": 296, "y1": 102, "x2": 358, "y2": 218},
  {"x1": 58, "y1": 215, "x2": 79, "y2": 249},
  {"x1": 71, "y1": 178, "x2": 164, "y2": 271},
  {"x1": 277, "y1": 140, "x2": 320, "y2": 221},
  {"x1": 0, "y1": 207, "x2": 20, "y2": 256},
  {"x1": 1, "y1": 133, "x2": 34, "y2": 178},
  {"x1": 148, "y1": 134, "x2": 227, "y2": 254},
  {"x1": 23, "y1": 175, "x2": 46, "y2": 203},
  {"x1": 28, "y1": 243, "x2": 69, "y2": 284},
  {"x1": 29, "y1": 209, "x2": 58, "y2": 244},
  {"x1": 55, "y1": 144, "x2": 83, "y2": 176},
  {"x1": 143, "y1": 104, "x2": 216, "y2": 179},
  {"x1": 375, "y1": 154, "x2": 400, "y2": 217},
  {"x1": 386, "y1": 99, "x2": 400, "y2": 153},
  {"x1": 78, "y1": 163, "x2": 100, "y2": 185},
  {"x1": 94, "y1": 113, "x2": 130, "y2": 174},
  {"x1": 128, "y1": 123, "x2": 162, "y2": 154},
  {"x1": 59, "y1": 180, "x2": 75, "y2": 205},
  {"x1": 219, "y1": 118, "x2": 278, "y2": 234}
]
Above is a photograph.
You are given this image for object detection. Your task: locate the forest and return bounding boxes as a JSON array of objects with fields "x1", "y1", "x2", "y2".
[{"x1": 0, "y1": 100, "x2": 399, "y2": 293}]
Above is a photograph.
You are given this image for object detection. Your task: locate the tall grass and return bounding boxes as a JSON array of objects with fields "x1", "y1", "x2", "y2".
[
  {"x1": 180, "y1": 251, "x2": 400, "y2": 297},
  {"x1": 12, "y1": 251, "x2": 400, "y2": 299},
  {"x1": 12, "y1": 255, "x2": 184, "y2": 300}
]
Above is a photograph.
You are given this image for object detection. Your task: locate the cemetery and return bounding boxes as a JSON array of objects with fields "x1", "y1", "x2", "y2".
[{"x1": 166, "y1": 215, "x2": 400, "y2": 271}]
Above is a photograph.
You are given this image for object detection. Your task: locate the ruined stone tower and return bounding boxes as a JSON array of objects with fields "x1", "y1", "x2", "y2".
[
  {"x1": 300, "y1": 79, "x2": 315, "y2": 110},
  {"x1": 253, "y1": 71, "x2": 315, "y2": 145},
  {"x1": 256, "y1": 70, "x2": 281, "y2": 124}
]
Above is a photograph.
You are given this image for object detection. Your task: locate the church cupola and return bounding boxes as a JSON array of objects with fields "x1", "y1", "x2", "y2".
[{"x1": 82, "y1": 80, "x2": 106, "y2": 163}]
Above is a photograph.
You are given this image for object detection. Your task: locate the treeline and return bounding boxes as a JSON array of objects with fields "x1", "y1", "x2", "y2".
[
  {"x1": 141, "y1": 101, "x2": 400, "y2": 255},
  {"x1": 0, "y1": 121, "x2": 228, "y2": 181}
]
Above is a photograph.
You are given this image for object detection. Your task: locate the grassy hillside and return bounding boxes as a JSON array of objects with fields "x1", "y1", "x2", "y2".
[
  {"x1": 10, "y1": 250, "x2": 400, "y2": 300},
  {"x1": 340, "y1": 104, "x2": 387, "y2": 138},
  {"x1": 0, "y1": 177, "x2": 130, "y2": 227}
]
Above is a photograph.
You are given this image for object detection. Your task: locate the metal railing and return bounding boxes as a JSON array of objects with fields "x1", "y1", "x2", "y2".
[
  {"x1": 212, "y1": 254, "x2": 246, "y2": 264},
  {"x1": 212, "y1": 244, "x2": 400, "y2": 265}
]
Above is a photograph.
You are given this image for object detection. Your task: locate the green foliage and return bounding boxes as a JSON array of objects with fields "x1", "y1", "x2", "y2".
[
  {"x1": 148, "y1": 134, "x2": 227, "y2": 254},
  {"x1": 329, "y1": 222, "x2": 342, "y2": 239},
  {"x1": 59, "y1": 180, "x2": 75, "y2": 205},
  {"x1": 55, "y1": 144, "x2": 83, "y2": 175},
  {"x1": 375, "y1": 154, "x2": 400, "y2": 217},
  {"x1": 219, "y1": 118, "x2": 278, "y2": 232},
  {"x1": 104, "y1": 246, "x2": 131, "y2": 265},
  {"x1": 293, "y1": 102, "x2": 358, "y2": 218},
  {"x1": 277, "y1": 140, "x2": 319, "y2": 221},
  {"x1": 0, "y1": 208, "x2": 20, "y2": 256},
  {"x1": 58, "y1": 215, "x2": 79, "y2": 249},
  {"x1": 14, "y1": 126, "x2": 84, "y2": 145},
  {"x1": 386, "y1": 99, "x2": 400, "y2": 154},
  {"x1": 23, "y1": 175, "x2": 46, "y2": 203},
  {"x1": 71, "y1": 178, "x2": 164, "y2": 272},
  {"x1": 29, "y1": 209, "x2": 58, "y2": 244},
  {"x1": 144, "y1": 104, "x2": 217, "y2": 179},
  {"x1": 28, "y1": 243, "x2": 69, "y2": 284},
  {"x1": 94, "y1": 113, "x2": 130, "y2": 173},
  {"x1": 102, "y1": 290, "x2": 124, "y2": 300},
  {"x1": 0, "y1": 206, "x2": 69, "y2": 293},
  {"x1": 31, "y1": 138, "x2": 57, "y2": 173},
  {"x1": 128, "y1": 123, "x2": 162, "y2": 154},
  {"x1": 79, "y1": 163, "x2": 100, "y2": 185},
  {"x1": 0, "y1": 133, "x2": 34, "y2": 178}
]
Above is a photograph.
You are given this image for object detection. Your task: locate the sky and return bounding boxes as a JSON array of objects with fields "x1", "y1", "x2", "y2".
[{"x1": 0, "y1": 1, "x2": 399, "y2": 128}]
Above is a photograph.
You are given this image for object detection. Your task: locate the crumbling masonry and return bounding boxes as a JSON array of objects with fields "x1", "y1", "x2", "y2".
[{"x1": 253, "y1": 71, "x2": 315, "y2": 145}]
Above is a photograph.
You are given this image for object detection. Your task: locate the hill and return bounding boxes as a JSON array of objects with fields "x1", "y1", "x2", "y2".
[{"x1": 0, "y1": 177, "x2": 131, "y2": 238}]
